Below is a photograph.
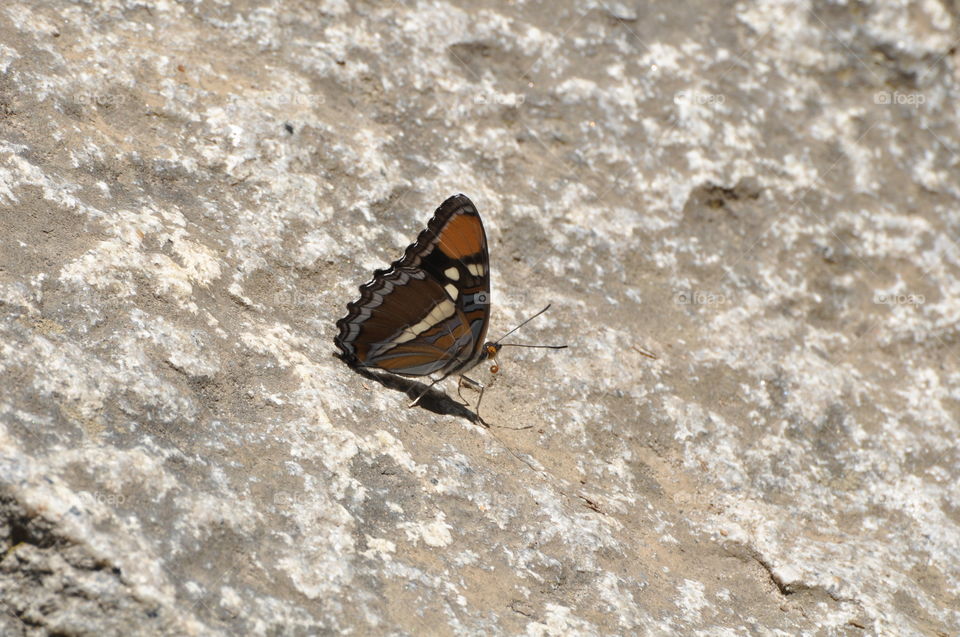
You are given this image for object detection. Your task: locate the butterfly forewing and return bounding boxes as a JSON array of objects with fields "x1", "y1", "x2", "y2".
[{"x1": 335, "y1": 194, "x2": 492, "y2": 377}]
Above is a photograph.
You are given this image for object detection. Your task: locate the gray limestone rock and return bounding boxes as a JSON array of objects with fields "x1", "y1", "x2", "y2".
[{"x1": 1, "y1": 0, "x2": 958, "y2": 634}]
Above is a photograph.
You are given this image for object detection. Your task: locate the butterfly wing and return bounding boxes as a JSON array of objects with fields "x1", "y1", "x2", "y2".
[{"x1": 335, "y1": 194, "x2": 492, "y2": 377}]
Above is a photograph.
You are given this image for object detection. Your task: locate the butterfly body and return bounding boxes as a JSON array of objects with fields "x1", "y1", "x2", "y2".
[{"x1": 335, "y1": 194, "x2": 500, "y2": 381}]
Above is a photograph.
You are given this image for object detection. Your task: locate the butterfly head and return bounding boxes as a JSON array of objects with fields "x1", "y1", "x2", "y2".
[{"x1": 483, "y1": 342, "x2": 502, "y2": 374}]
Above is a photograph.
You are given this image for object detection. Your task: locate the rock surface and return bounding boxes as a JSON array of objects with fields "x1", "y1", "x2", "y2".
[{"x1": 2, "y1": 0, "x2": 959, "y2": 634}]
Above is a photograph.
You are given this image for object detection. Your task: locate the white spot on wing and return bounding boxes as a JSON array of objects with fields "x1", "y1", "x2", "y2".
[
  {"x1": 405, "y1": 300, "x2": 456, "y2": 338},
  {"x1": 393, "y1": 331, "x2": 416, "y2": 344}
]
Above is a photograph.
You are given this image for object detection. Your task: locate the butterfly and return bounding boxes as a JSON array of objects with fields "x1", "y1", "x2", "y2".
[{"x1": 334, "y1": 194, "x2": 564, "y2": 424}]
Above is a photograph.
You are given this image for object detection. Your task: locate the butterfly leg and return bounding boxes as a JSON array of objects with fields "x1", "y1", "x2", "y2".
[
  {"x1": 408, "y1": 376, "x2": 441, "y2": 408},
  {"x1": 459, "y1": 374, "x2": 489, "y2": 427},
  {"x1": 455, "y1": 377, "x2": 472, "y2": 405}
]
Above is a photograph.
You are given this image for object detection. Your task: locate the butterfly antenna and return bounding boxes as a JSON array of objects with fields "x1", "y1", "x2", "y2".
[
  {"x1": 498, "y1": 343, "x2": 568, "y2": 349},
  {"x1": 494, "y1": 304, "x2": 567, "y2": 349},
  {"x1": 493, "y1": 304, "x2": 551, "y2": 343}
]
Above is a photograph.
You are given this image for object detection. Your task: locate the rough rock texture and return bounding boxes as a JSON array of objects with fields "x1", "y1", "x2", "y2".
[{"x1": 1, "y1": 0, "x2": 959, "y2": 635}]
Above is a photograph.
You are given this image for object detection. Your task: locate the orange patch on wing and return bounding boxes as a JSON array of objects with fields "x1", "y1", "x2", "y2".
[
  {"x1": 418, "y1": 313, "x2": 471, "y2": 340},
  {"x1": 377, "y1": 353, "x2": 443, "y2": 371},
  {"x1": 353, "y1": 342, "x2": 371, "y2": 362},
  {"x1": 437, "y1": 213, "x2": 485, "y2": 258},
  {"x1": 427, "y1": 330, "x2": 463, "y2": 352}
]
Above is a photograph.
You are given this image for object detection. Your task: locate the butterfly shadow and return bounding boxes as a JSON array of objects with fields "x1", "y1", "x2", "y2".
[{"x1": 334, "y1": 353, "x2": 484, "y2": 426}]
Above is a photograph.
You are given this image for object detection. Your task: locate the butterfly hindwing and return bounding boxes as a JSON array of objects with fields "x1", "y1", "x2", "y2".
[{"x1": 335, "y1": 194, "x2": 492, "y2": 377}]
